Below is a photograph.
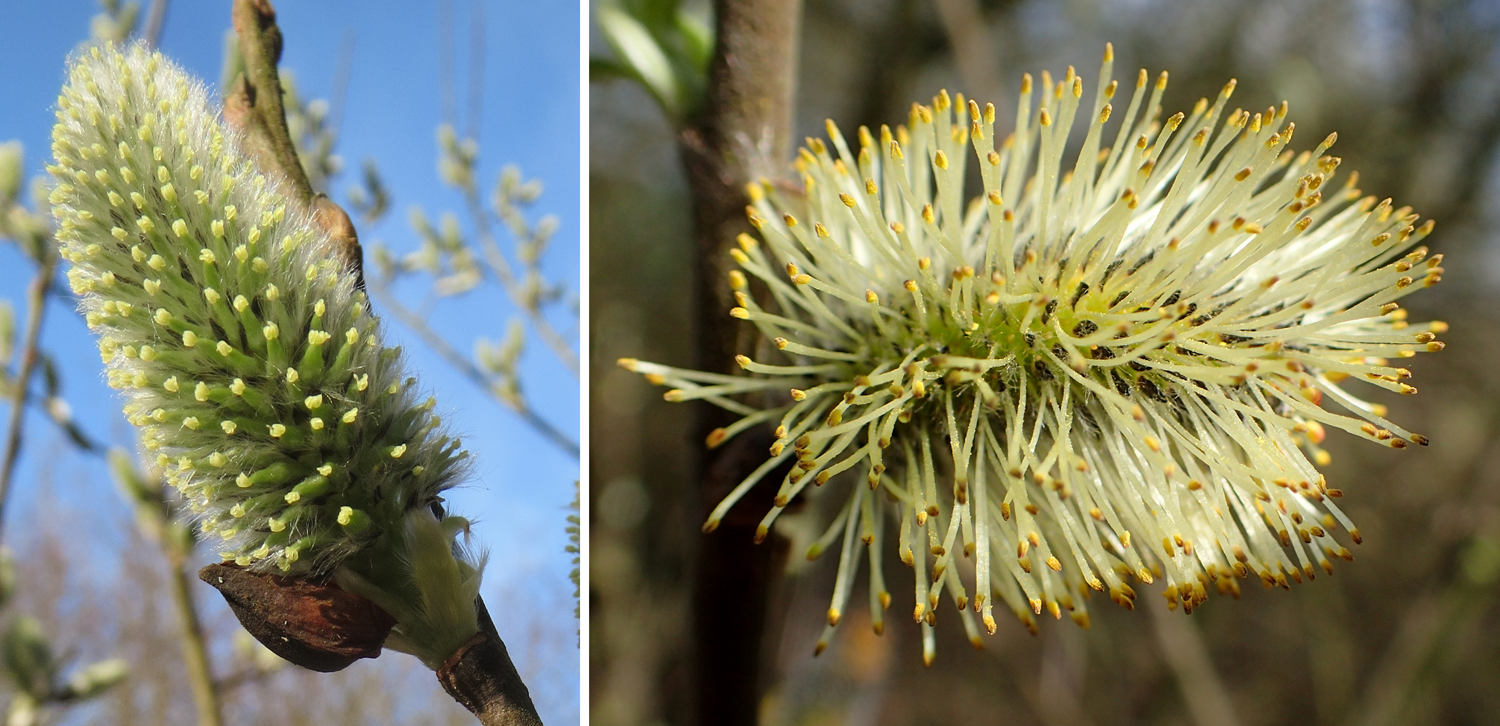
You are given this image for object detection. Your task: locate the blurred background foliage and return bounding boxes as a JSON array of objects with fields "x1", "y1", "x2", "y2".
[
  {"x1": 0, "y1": 0, "x2": 580, "y2": 723},
  {"x1": 589, "y1": 0, "x2": 1500, "y2": 724}
]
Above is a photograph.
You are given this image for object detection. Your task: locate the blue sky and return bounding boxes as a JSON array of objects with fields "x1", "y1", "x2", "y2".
[{"x1": 0, "y1": 0, "x2": 579, "y2": 720}]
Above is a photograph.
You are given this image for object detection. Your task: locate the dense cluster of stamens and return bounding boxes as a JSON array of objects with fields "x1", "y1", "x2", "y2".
[
  {"x1": 623, "y1": 44, "x2": 1447, "y2": 663},
  {"x1": 49, "y1": 44, "x2": 468, "y2": 576}
]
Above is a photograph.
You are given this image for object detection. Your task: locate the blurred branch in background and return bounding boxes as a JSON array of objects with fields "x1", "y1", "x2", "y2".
[
  {"x1": 367, "y1": 151, "x2": 580, "y2": 458},
  {"x1": 1148, "y1": 598, "x2": 1241, "y2": 726},
  {"x1": 0, "y1": 129, "x2": 71, "y2": 546},
  {"x1": 932, "y1": 0, "x2": 1002, "y2": 108},
  {"x1": 465, "y1": 0, "x2": 485, "y2": 144},
  {"x1": 0, "y1": 240, "x2": 53, "y2": 545},
  {"x1": 141, "y1": 0, "x2": 169, "y2": 47},
  {"x1": 1, "y1": 556, "x2": 128, "y2": 726},
  {"x1": 364, "y1": 0, "x2": 581, "y2": 460},
  {"x1": 0, "y1": 143, "x2": 103, "y2": 500},
  {"x1": 88, "y1": 0, "x2": 139, "y2": 45},
  {"x1": 109, "y1": 452, "x2": 226, "y2": 726}
]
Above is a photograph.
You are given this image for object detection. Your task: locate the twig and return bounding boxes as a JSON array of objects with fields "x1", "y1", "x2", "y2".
[
  {"x1": 141, "y1": 0, "x2": 170, "y2": 48},
  {"x1": 465, "y1": 185, "x2": 580, "y2": 377},
  {"x1": 26, "y1": 397, "x2": 101, "y2": 455},
  {"x1": 1147, "y1": 600, "x2": 1243, "y2": 726},
  {"x1": 1035, "y1": 627, "x2": 1097, "y2": 726},
  {"x1": 676, "y1": 2, "x2": 802, "y2": 723},
  {"x1": 368, "y1": 279, "x2": 579, "y2": 458},
  {"x1": 439, "y1": 599, "x2": 542, "y2": 726},
  {"x1": 113, "y1": 451, "x2": 224, "y2": 724},
  {"x1": 327, "y1": 29, "x2": 356, "y2": 139},
  {"x1": 467, "y1": 0, "x2": 485, "y2": 142},
  {"x1": 227, "y1": 0, "x2": 316, "y2": 206},
  {"x1": 439, "y1": 0, "x2": 457, "y2": 130},
  {"x1": 212, "y1": 667, "x2": 275, "y2": 694},
  {"x1": 438, "y1": 0, "x2": 576, "y2": 377},
  {"x1": 226, "y1": 0, "x2": 364, "y2": 286},
  {"x1": 0, "y1": 251, "x2": 56, "y2": 542},
  {"x1": 165, "y1": 532, "x2": 223, "y2": 726}
]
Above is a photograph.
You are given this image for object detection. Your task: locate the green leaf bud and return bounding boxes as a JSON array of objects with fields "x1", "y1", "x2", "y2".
[
  {"x1": 3, "y1": 617, "x2": 55, "y2": 699},
  {"x1": 62, "y1": 658, "x2": 128, "y2": 699},
  {"x1": 0, "y1": 141, "x2": 23, "y2": 203}
]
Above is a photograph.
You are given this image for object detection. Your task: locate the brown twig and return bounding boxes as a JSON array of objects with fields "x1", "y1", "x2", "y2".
[
  {"x1": 226, "y1": 0, "x2": 364, "y2": 289},
  {"x1": 226, "y1": 0, "x2": 315, "y2": 205},
  {"x1": 221, "y1": 4, "x2": 544, "y2": 723},
  {"x1": 0, "y1": 250, "x2": 56, "y2": 543},
  {"x1": 675, "y1": 2, "x2": 802, "y2": 723},
  {"x1": 438, "y1": 605, "x2": 543, "y2": 726},
  {"x1": 165, "y1": 533, "x2": 224, "y2": 726}
]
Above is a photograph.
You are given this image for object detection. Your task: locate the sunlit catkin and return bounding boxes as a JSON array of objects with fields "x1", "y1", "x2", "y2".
[{"x1": 47, "y1": 39, "x2": 488, "y2": 648}]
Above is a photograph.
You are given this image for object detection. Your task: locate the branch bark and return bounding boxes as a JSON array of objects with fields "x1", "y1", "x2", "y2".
[
  {"x1": 0, "y1": 250, "x2": 55, "y2": 543},
  {"x1": 227, "y1": 0, "x2": 313, "y2": 204},
  {"x1": 437, "y1": 625, "x2": 542, "y2": 726},
  {"x1": 166, "y1": 540, "x2": 224, "y2": 726},
  {"x1": 226, "y1": 0, "x2": 364, "y2": 287},
  {"x1": 675, "y1": 2, "x2": 802, "y2": 723}
]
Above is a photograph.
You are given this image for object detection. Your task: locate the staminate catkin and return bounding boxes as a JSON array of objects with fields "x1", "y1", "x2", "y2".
[{"x1": 625, "y1": 43, "x2": 1447, "y2": 663}]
